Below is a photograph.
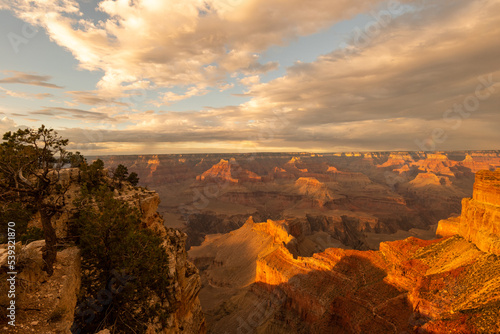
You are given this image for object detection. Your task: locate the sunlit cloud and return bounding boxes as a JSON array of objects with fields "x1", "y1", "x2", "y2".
[
  {"x1": 31, "y1": 107, "x2": 118, "y2": 122},
  {"x1": 1, "y1": 0, "x2": 499, "y2": 154},
  {"x1": 0, "y1": 86, "x2": 53, "y2": 99},
  {"x1": 5, "y1": 0, "x2": 393, "y2": 98},
  {"x1": 0, "y1": 71, "x2": 63, "y2": 88},
  {"x1": 66, "y1": 90, "x2": 129, "y2": 106}
]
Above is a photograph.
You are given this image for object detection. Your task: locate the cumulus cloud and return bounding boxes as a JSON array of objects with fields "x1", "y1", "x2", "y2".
[
  {"x1": 0, "y1": 71, "x2": 63, "y2": 88},
  {"x1": 3, "y1": 0, "x2": 500, "y2": 153},
  {"x1": 5, "y1": 0, "x2": 394, "y2": 98},
  {"x1": 0, "y1": 117, "x2": 18, "y2": 134},
  {"x1": 239, "y1": 75, "x2": 260, "y2": 87}
]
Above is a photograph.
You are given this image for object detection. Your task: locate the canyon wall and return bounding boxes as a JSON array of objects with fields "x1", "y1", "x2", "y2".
[
  {"x1": 438, "y1": 169, "x2": 500, "y2": 255},
  {"x1": 193, "y1": 169, "x2": 500, "y2": 333}
]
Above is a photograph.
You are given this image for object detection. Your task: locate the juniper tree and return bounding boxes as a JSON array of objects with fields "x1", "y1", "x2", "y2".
[{"x1": 0, "y1": 125, "x2": 70, "y2": 276}]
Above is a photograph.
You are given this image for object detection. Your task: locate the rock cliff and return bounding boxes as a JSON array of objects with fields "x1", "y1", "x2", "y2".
[
  {"x1": 193, "y1": 170, "x2": 500, "y2": 333},
  {"x1": 0, "y1": 240, "x2": 81, "y2": 333},
  {"x1": 0, "y1": 169, "x2": 206, "y2": 333},
  {"x1": 437, "y1": 169, "x2": 500, "y2": 255}
]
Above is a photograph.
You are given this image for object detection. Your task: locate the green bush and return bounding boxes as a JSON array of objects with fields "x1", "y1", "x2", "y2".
[
  {"x1": 78, "y1": 159, "x2": 106, "y2": 192},
  {"x1": 127, "y1": 172, "x2": 140, "y2": 186},
  {"x1": 0, "y1": 203, "x2": 36, "y2": 244},
  {"x1": 72, "y1": 187, "x2": 174, "y2": 333}
]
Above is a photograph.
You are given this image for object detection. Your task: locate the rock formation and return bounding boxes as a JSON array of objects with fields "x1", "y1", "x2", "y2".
[
  {"x1": 0, "y1": 168, "x2": 206, "y2": 333},
  {"x1": 196, "y1": 158, "x2": 262, "y2": 184},
  {"x1": 437, "y1": 169, "x2": 500, "y2": 255},
  {"x1": 0, "y1": 240, "x2": 81, "y2": 333},
  {"x1": 192, "y1": 169, "x2": 500, "y2": 333}
]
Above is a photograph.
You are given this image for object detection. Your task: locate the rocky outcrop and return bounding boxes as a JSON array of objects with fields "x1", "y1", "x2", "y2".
[
  {"x1": 378, "y1": 153, "x2": 415, "y2": 168},
  {"x1": 410, "y1": 172, "x2": 451, "y2": 187},
  {"x1": 1, "y1": 170, "x2": 206, "y2": 333},
  {"x1": 437, "y1": 169, "x2": 500, "y2": 255},
  {"x1": 160, "y1": 229, "x2": 206, "y2": 333},
  {"x1": 113, "y1": 185, "x2": 207, "y2": 333},
  {"x1": 195, "y1": 168, "x2": 500, "y2": 333},
  {"x1": 196, "y1": 158, "x2": 262, "y2": 184},
  {"x1": 472, "y1": 169, "x2": 500, "y2": 206},
  {"x1": 294, "y1": 177, "x2": 336, "y2": 204},
  {"x1": 250, "y1": 234, "x2": 500, "y2": 333},
  {"x1": 0, "y1": 240, "x2": 81, "y2": 333},
  {"x1": 461, "y1": 152, "x2": 500, "y2": 173},
  {"x1": 435, "y1": 216, "x2": 460, "y2": 238}
]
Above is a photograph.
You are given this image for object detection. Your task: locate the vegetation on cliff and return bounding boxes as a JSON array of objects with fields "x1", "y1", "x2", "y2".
[
  {"x1": 72, "y1": 186, "x2": 175, "y2": 333},
  {"x1": 0, "y1": 125, "x2": 69, "y2": 275},
  {"x1": 0, "y1": 126, "x2": 193, "y2": 333}
]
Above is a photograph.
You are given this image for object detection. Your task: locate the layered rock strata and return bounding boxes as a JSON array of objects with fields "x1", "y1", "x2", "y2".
[
  {"x1": 195, "y1": 170, "x2": 500, "y2": 333},
  {"x1": 437, "y1": 169, "x2": 500, "y2": 255}
]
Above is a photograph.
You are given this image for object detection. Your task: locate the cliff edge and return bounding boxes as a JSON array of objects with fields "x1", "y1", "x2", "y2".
[
  {"x1": 0, "y1": 168, "x2": 206, "y2": 333},
  {"x1": 437, "y1": 169, "x2": 500, "y2": 255}
]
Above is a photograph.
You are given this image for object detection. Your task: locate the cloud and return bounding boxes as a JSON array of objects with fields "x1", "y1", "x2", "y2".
[
  {"x1": 239, "y1": 75, "x2": 260, "y2": 87},
  {"x1": 0, "y1": 86, "x2": 53, "y2": 99},
  {"x1": 0, "y1": 71, "x2": 63, "y2": 88},
  {"x1": 0, "y1": 117, "x2": 18, "y2": 134},
  {"x1": 156, "y1": 85, "x2": 210, "y2": 106},
  {"x1": 5, "y1": 0, "x2": 395, "y2": 99},
  {"x1": 4, "y1": 0, "x2": 500, "y2": 154},
  {"x1": 225, "y1": 0, "x2": 500, "y2": 149},
  {"x1": 66, "y1": 90, "x2": 128, "y2": 106},
  {"x1": 31, "y1": 107, "x2": 117, "y2": 122}
]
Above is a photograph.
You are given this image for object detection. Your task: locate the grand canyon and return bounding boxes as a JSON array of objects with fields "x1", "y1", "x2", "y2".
[
  {"x1": 2, "y1": 147, "x2": 500, "y2": 333},
  {"x1": 2, "y1": 0, "x2": 500, "y2": 332},
  {"x1": 97, "y1": 151, "x2": 500, "y2": 250},
  {"x1": 91, "y1": 150, "x2": 500, "y2": 333}
]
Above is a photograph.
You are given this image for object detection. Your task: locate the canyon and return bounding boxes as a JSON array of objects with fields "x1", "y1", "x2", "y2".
[
  {"x1": 188, "y1": 169, "x2": 500, "y2": 333},
  {"x1": 1, "y1": 152, "x2": 499, "y2": 332},
  {"x1": 96, "y1": 150, "x2": 500, "y2": 250},
  {"x1": 91, "y1": 151, "x2": 500, "y2": 333}
]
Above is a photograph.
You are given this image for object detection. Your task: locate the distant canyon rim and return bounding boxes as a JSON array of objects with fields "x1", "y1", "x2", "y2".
[{"x1": 96, "y1": 150, "x2": 500, "y2": 251}]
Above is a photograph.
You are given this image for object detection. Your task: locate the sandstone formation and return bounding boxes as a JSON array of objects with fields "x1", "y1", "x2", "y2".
[
  {"x1": 196, "y1": 158, "x2": 262, "y2": 184},
  {"x1": 0, "y1": 240, "x2": 81, "y2": 333},
  {"x1": 437, "y1": 169, "x2": 500, "y2": 255},
  {"x1": 192, "y1": 169, "x2": 500, "y2": 333}
]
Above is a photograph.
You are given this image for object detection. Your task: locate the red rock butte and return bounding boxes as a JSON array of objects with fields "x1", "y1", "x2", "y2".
[
  {"x1": 438, "y1": 169, "x2": 500, "y2": 255},
  {"x1": 196, "y1": 158, "x2": 262, "y2": 184}
]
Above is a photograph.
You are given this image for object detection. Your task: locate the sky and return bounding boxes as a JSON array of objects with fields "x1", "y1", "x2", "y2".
[{"x1": 0, "y1": 0, "x2": 499, "y2": 155}]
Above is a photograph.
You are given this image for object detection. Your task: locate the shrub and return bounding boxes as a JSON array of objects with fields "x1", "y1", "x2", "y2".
[{"x1": 72, "y1": 187, "x2": 174, "y2": 333}]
